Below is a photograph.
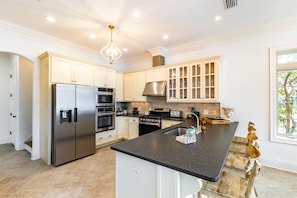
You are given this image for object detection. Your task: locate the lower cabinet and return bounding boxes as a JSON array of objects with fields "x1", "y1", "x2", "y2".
[
  {"x1": 95, "y1": 130, "x2": 117, "y2": 147},
  {"x1": 117, "y1": 117, "x2": 129, "y2": 139},
  {"x1": 128, "y1": 117, "x2": 139, "y2": 139}
]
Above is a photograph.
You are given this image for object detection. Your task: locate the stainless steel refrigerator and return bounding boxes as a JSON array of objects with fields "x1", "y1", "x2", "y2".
[{"x1": 52, "y1": 84, "x2": 95, "y2": 166}]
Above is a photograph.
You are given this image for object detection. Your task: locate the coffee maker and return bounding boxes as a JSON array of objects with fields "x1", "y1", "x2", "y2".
[{"x1": 132, "y1": 107, "x2": 139, "y2": 115}]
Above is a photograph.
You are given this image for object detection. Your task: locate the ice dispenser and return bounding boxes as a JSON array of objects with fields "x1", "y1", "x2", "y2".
[{"x1": 60, "y1": 109, "x2": 72, "y2": 123}]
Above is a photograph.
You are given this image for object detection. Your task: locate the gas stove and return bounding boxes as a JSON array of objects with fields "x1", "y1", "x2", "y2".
[{"x1": 139, "y1": 116, "x2": 162, "y2": 124}]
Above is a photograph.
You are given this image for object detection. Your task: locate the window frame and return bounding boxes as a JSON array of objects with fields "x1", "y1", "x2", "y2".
[{"x1": 270, "y1": 47, "x2": 297, "y2": 145}]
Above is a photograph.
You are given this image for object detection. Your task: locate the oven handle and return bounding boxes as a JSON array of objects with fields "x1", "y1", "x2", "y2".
[
  {"x1": 96, "y1": 112, "x2": 115, "y2": 116},
  {"x1": 139, "y1": 122, "x2": 161, "y2": 127}
]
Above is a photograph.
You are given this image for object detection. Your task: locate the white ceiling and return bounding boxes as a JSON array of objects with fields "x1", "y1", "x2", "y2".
[{"x1": 1, "y1": 0, "x2": 297, "y2": 60}]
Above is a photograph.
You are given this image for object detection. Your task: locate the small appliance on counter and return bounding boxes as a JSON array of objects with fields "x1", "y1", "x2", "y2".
[
  {"x1": 170, "y1": 110, "x2": 182, "y2": 118},
  {"x1": 132, "y1": 107, "x2": 139, "y2": 115},
  {"x1": 116, "y1": 107, "x2": 124, "y2": 116}
]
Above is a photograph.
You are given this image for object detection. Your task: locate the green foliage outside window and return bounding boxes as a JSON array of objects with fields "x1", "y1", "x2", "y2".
[{"x1": 278, "y1": 70, "x2": 297, "y2": 134}]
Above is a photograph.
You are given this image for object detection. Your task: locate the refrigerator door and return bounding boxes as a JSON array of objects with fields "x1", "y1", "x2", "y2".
[
  {"x1": 75, "y1": 85, "x2": 96, "y2": 159},
  {"x1": 52, "y1": 84, "x2": 76, "y2": 166}
]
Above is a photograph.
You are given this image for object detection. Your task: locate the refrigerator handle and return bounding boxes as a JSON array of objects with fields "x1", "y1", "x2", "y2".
[{"x1": 74, "y1": 108, "x2": 78, "y2": 122}]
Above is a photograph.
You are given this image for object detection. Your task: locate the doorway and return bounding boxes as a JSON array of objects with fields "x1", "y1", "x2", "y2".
[{"x1": 0, "y1": 52, "x2": 33, "y2": 156}]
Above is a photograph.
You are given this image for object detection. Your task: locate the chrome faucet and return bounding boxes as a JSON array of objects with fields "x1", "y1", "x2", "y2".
[{"x1": 186, "y1": 112, "x2": 201, "y2": 134}]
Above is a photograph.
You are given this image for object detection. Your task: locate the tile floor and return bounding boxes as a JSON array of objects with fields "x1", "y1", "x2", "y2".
[{"x1": 0, "y1": 143, "x2": 297, "y2": 197}]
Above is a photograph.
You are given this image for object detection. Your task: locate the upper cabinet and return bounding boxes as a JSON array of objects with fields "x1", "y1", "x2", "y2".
[
  {"x1": 167, "y1": 64, "x2": 189, "y2": 102},
  {"x1": 93, "y1": 66, "x2": 116, "y2": 88},
  {"x1": 167, "y1": 58, "x2": 219, "y2": 102},
  {"x1": 146, "y1": 67, "x2": 166, "y2": 82},
  {"x1": 124, "y1": 71, "x2": 147, "y2": 101},
  {"x1": 116, "y1": 72, "x2": 124, "y2": 102},
  {"x1": 51, "y1": 56, "x2": 93, "y2": 86}
]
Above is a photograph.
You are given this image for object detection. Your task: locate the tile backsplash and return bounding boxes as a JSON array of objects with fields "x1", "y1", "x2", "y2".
[{"x1": 117, "y1": 97, "x2": 220, "y2": 118}]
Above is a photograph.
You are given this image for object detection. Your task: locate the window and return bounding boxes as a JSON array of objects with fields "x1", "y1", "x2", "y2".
[{"x1": 270, "y1": 47, "x2": 297, "y2": 144}]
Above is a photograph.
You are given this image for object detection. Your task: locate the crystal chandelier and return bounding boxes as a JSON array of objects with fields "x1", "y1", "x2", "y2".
[{"x1": 100, "y1": 25, "x2": 122, "y2": 64}]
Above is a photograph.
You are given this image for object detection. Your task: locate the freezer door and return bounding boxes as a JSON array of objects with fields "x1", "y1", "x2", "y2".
[
  {"x1": 52, "y1": 84, "x2": 76, "y2": 166},
  {"x1": 75, "y1": 86, "x2": 96, "y2": 159}
]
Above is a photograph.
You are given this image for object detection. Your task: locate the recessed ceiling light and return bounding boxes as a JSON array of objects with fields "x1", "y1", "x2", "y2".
[
  {"x1": 132, "y1": 11, "x2": 141, "y2": 18},
  {"x1": 162, "y1": 35, "x2": 169, "y2": 40},
  {"x1": 89, "y1": 34, "x2": 96, "y2": 39},
  {"x1": 123, "y1": 48, "x2": 128, "y2": 52},
  {"x1": 45, "y1": 15, "x2": 56, "y2": 23},
  {"x1": 214, "y1": 16, "x2": 222, "y2": 21}
]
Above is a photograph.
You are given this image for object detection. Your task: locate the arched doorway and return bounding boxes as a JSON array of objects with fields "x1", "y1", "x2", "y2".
[{"x1": 0, "y1": 52, "x2": 33, "y2": 158}]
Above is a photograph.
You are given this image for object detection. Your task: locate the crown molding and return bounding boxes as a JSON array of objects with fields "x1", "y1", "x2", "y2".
[
  {"x1": 0, "y1": 20, "x2": 112, "y2": 65},
  {"x1": 123, "y1": 18, "x2": 297, "y2": 64}
]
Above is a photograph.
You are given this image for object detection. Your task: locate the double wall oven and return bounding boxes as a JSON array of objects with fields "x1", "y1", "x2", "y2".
[{"x1": 95, "y1": 87, "x2": 115, "y2": 133}]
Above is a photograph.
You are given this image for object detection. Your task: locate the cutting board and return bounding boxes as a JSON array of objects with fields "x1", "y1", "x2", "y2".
[{"x1": 205, "y1": 117, "x2": 230, "y2": 124}]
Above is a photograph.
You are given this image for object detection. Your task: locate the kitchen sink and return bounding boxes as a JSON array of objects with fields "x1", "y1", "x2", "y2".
[{"x1": 163, "y1": 127, "x2": 188, "y2": 136}]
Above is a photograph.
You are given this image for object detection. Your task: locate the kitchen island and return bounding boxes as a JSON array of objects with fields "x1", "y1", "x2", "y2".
[{"x1": 111, "y1": 119, "x2": 238, "y2": 198}]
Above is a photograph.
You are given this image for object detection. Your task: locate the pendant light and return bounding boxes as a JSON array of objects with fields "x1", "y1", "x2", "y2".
[{"x1": 100, "y1": 25, "x2": 122, "y2": 64}]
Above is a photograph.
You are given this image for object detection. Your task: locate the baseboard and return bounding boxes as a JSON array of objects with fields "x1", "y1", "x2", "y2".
[
  {"x1": 261, "y1": 157, "x2": 297, "y2": 173},
  {"x1": 0, "y1": 137, "x2": 10, "y2": 144}
]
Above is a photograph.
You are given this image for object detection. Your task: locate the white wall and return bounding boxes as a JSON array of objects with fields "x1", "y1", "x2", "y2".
[
  {"x1": 18, "y1": 56, "x2": 33, "y2": 147},
  {"x1": 0, "y1": 54, "x2": 10, "y2": 144}
]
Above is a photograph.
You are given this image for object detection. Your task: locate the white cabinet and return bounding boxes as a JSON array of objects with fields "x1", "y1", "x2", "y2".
[
  {"x1": 116, "y1": 72, "x2": 124, "y2": 101},
  {"x1": 167, "y1": 64, "x2": 189, "y2": 102},
  {"x1": 128, "y1": 117, "x2": 139, "y2": 139},
  {"x1": 116, "y1": 116, "x2": 129, "y2": 139},
  {"x1": 167, "y1": 58, "x2": 219, "y2": 102},
  {"x1": 50, "y1": 56, "x2": 93, "y2": 86},
  {"x1": 124, "y1": 71, "x2": 147, "y2": 101},
  {"x1": 190, "y1": 60, "x2": 219, "y2": 102},
  {"x1": 146, "y1": 67, "x2": 166, "y2": 82},
  {"x1": 161, "y1": 120, "x2": 182, "y2": 129},
  {"x1": 96, "y1": 130, "x2": 117, "y2": 146},
  {"x1": 93, "y1": 66, "x2": 116, "y2": 88}
]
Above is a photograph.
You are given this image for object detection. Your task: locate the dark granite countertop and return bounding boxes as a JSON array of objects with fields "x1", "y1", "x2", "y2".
[{"x1": 111, "y1": 119, "x2": 238, "y2": 182}]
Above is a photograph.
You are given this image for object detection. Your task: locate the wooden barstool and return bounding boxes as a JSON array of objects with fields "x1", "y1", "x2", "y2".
[
  {"x1": 232, "y1": 121, "x2": 256, "y2": 144},
  {"x1": 198, "y1": 160, "x2": 261, "y2": 198},
  {"x1": 224, "y1": 144, "x2": 261, "y2": 179}
]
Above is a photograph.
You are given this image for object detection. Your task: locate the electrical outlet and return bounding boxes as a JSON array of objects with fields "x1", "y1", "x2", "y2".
[{"x1": 131, "y1": 168, "x2": 141, "y2": 177}]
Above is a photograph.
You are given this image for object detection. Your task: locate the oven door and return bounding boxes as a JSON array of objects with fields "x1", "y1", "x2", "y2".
[
  {"x1": 96, "y1": 112, "x2": 115, "y2": 133},
  {"x1": 139, "y1": 122, "x2": 161, "y2": 136}
]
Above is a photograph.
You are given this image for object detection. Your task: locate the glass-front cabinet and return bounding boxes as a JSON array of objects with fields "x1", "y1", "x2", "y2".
[
  {"x1": 190, "y1": 60, "x2": 218, "y2": 101},
  {"x1": 167, "y1": 65, "x2": 189, "y2": 101},
  {"x1": 168, "y1": 58, "x2": 219, "y2": 102}
]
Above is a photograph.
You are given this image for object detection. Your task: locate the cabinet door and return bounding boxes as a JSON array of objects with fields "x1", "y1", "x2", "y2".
[
  {"x1": 124, "y1": 72, "x2": 146, "y2": 101},
  {"x1": 51, "y1": 56, "x2": 72, "y2": 84},
  {"x1": 190, "y1": 60, "x2": 219, "y2": 102},
  {"x1": 116, "y1": 72, "x2": 124, "y2": 101},
  {"x1": 94, "y1": 67, "x2": 116, "y2": 88},
  {"x1": 146, "y1": 68, "x2": 166, "y2": 82},
  {"x1": 167, "y1": 65, "x2": 189, "y2": 102},
  {"x1": 124, "y1": 73, "x2": 135, "y2": 101},
  {"x1": 190, "y1": 63, "x2": 202, "y2": 100},
  {"x1": 117, "y1": 117, "x2": 128, "y2": 139},
  {"x1": 105, "y1": 68, "x2": 116, "y2": 88},
  {"x1": 72, "y1": 61, "x2": 93, "y2": 86},
  {"x1": 203, "y1": 60, "x2": 217, "y2": 100},
  {"x1": 93, "y1": 66, "x2": 106, "y2": 87},
  {"x1": 128, "y1": 117, "x2": 139, "y2": 139}
]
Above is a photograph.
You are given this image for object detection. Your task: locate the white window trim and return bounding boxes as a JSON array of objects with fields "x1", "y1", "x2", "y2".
[{"x1": 270, "y1": 47, "x2": 297, "y2": 145}]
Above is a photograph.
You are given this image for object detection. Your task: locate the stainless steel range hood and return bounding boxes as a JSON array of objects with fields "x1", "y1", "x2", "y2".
[{"x1": 142, "y1": 81, "x2": 166, "y2": 97}]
